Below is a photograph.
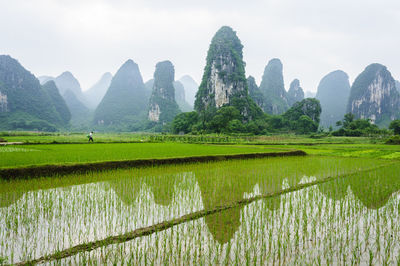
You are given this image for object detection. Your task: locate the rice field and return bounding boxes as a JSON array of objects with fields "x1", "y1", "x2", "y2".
[
  {"x1": 1, "y1": 156, "x2": 399, "y2": 265},
  {"x1": 0, "y1": 143, "x2": 285, "y2": 169},
  {"x1": 0, "y1": 131, "x2": 381, "y2": 145}
]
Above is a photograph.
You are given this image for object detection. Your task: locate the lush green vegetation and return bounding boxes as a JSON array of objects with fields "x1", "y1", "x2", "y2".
[
  {"x1": 1, "y1": 131, "x2": 388, "y2": 146},
  {"x1": 41, "y1": 80, "x2": 71, "y2": 125},
  {"x1": 0, "y1": 131, "x2": 151, "y2": 144},
  {"x1": 385, "y1": 135, "x2": 400, "y2": 145},
  {"x1": 93, "y1": 60, "x2": 148, "y2": 130},
  {"x1": 332, "y1": 113, "x2": 386, "y2": 136},
  {"x1": 259, "y1": 58, "x2": 289, "y2": 114},
  {"x1": 0, "y1": 142, "x2": 286, "y2": 169},
  {"x1": 1, "y1": 156, "x2": 399, "y2": 264},
  {"x1": 173, "y1": 98, "x2": 321, "y2": 135},
  {"x1": 389, "y1": 119, "x2": 400, "y2": 135},
  {"x1": 2, "y1": 131, "x2": 400, "y2": 170},
  {"x1": 0, "y1": 55, "x2": 69, "y2": 131}
]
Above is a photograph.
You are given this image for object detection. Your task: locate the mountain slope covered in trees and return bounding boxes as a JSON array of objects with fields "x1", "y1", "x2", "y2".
[
  {"x1": 93, "y1": 59, "x2": 148, "y2": 130},
  {"x1": 259, "y1": 58, "x2": 289, "y2": 114},
  {"x1": 0, "y1": 55, "x2": 69, "y2": 131}
]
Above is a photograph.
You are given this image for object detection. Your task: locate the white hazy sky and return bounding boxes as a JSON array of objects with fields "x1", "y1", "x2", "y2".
[{"x1": 1, "y1": 0, "x2": 399, "y2": 92}]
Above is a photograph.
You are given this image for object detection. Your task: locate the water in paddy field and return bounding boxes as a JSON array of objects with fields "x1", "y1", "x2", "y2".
[{"x1": 0, "y1": 157, "x2": 399, "y2": 264}]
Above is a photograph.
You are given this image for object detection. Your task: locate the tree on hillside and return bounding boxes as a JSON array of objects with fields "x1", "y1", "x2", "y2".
[
  {"x1": 333, "y1": 113, "x2": 383, "y2": 136},
  {"x1": 281, "y1": 98, "x2": 321, "y2": 134},
  {"x1": 172, "y1": 111, "x2": 199, "y2": 134},
  {"x1": 389, "y1": 120, "x2": 400, "y2": 135}
]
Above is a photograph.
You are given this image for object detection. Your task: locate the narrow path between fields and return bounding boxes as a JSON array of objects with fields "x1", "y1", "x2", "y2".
[{"x1": 14, "y1": 162, "x2": 395, "y2": 266}]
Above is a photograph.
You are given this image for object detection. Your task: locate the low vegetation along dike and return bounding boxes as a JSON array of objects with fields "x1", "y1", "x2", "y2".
[{"x1": 0, "y1": 133, "x2": 400, "y2": 264}]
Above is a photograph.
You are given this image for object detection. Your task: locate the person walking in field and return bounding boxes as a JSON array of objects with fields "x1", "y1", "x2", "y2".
[{"x1": 88, "y1": 131, "x2": 94, "y2": 142}]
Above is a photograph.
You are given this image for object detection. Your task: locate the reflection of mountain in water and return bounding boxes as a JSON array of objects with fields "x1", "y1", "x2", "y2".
[
  {"x1": 148, "y1": 174, "x2": 177, "y2": 206},
  {"x1": 193, "y1": 158, "x2": 400, "y2": 244},
  {"x1": 107, "y1": 174, "x2": 142, "y2": 206},
  {"x1": 107, "y1": 169, "x2": 180, "y2": 207},
  {"x1": 318, "y1": 164, "x2": 400, "y2": 209},
  {"x1": 195, "y1": 166, "x2": 256, "y2": 244},
  {"x1": 193, "y1": 157, "x2": 331, "y2": 244},
  {"x1": 258, "y1": 157, "x2": 320, "y2": 210},
  {"x1": 0, "y1": 176, "x2": 101, "y2": 208}
]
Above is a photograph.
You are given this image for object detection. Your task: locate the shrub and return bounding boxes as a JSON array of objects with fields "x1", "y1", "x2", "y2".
[{"x1": 385, "y1": 135, "x2": 400, "y2": 145}]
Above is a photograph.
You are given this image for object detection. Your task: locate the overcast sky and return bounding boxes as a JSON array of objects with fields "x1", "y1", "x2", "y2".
[{"x1": 1, "y1": 0, "x2": 399, "y2": 92}]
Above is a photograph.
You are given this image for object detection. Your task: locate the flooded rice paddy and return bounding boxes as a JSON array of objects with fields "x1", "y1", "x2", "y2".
[{"x1": 0, "y1": 156, "x2": 399, "y2": 265}]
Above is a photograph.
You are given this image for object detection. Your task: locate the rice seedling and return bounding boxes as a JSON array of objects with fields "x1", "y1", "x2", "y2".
[
  {"x1": 0, "y1": 156, "x2": 399, "y2": 264},
  {"x1": 0, "y1": 142, "x2": 287, "y2": 169}
]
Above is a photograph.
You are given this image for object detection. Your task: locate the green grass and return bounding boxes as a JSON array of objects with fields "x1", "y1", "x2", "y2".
[
  {"x1": 276, "y1": 143, "x2": 400, "y2": 159},
  {"x1": 0, "y1": 142, "x2": 288, "y2": 169},
  {"x1": 2, "y1": 137, "x2": 400, "y2": 170},
  {"x1": 1, "y1": 132, "x2": 149, "y2": 144},
  {"x1": 0, "y1": 131, "x2": 388, "y2": 145}
]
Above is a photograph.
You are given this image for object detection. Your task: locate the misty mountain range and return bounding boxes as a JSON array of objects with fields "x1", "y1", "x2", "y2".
[{"x1": 0, "y1": 26, "x2": 399, "y2": 132}]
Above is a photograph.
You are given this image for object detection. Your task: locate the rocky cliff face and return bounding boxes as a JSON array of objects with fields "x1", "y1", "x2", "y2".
[
  {"x1": 316, "y1": 70, "x2": 350, "y2": 128},
  {"x1": 396, "y1": 80, "x2": 400, "y2": 93},
  {"x1": 0, "y1": 91, "x2": 8, "y2": 112},
  {"x1": 259, "y1": 58, "x2": 289, "y2": 115},
  {"x1": 347, "y1": 64, "x2": 400, "y2": 125},
  {"x1": 148, "y1": 61, "x2": 180, "y2": 123},
  {"x1": 84, "y1": 72, "x2": 112, "y2": 109},
  {"x1": 195, "y1": 26, "x2": 262, "y2": 121},
  {"x1": 287, "y1": 79, "x2": 304, "y2": 106},
  {"x1": 247, "y1": 76, "x2": 265, "y2": 109},
  {"x1": 94, "y1": 59, "x2": 148, "y2": 126}
]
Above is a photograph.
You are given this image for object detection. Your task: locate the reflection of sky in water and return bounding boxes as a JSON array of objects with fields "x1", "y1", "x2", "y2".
[{"x1": 0, "y1": 157, "x2": 399, "y2": 264}]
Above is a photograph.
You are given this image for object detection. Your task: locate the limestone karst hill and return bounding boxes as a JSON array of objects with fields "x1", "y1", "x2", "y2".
[{"x1": 347, "y1": 64, "x2": 400, "y2": 126}]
